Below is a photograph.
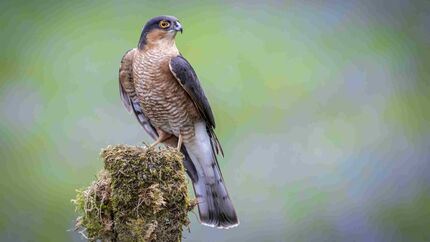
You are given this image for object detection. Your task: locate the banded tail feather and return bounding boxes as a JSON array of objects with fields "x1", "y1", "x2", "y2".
[{"x1": 183, "y1": 122, "x2": 239, "y2": 228}]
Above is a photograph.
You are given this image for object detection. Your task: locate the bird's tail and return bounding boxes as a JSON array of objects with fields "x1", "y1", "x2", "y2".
[{"x1": 182, "y1": 122, "x2": 239, "y2": 229}]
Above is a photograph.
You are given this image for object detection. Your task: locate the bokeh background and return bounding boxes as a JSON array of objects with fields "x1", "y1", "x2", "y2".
[{"x1": 1, "y1": 0, "x2": 430, "y2": 241}]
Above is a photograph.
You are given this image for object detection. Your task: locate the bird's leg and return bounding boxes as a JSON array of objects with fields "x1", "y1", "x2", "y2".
[
  {"x1": 148, "y1": 137, "x2": 162, "y2": 149},
  {"x1": 149, "y1": 129, "x2": 172, "y2": 149},
  {"x1": 177, "y1": 134, "x2": 183, "y2": 151}
]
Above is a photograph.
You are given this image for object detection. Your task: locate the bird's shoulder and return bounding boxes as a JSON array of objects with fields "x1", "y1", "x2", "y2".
[
  {"x1": 119, "y1": 48, "x2": 137, "y2": 82},
  {"x1": 120, "y1": 48, "x2": 137, "y2": 67},
  {"x1": 119, "y1": 48, "x2": 137, "y2": 112}
]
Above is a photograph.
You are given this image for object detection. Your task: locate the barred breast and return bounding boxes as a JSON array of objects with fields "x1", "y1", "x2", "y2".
[{"x1": 133, "y1": 47, "x2": 199, "y2": 140}]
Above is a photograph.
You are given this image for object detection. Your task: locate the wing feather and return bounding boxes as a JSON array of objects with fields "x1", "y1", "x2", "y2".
[
  {"x1": 169, "y1": 55, "x2": 223, "y2": 156},
  {"x1": 169, "y1": 55, "x2": 216, "y2": 128}
]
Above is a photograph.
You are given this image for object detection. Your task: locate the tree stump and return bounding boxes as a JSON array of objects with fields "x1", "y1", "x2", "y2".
[{"x1": 72, "y1": 145, "x2": 195, "y2": 242}]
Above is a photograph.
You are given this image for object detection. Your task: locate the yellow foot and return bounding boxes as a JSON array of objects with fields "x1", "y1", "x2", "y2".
[{"x1": 149, "y1": 128, "x2": 173, "y2": 149}]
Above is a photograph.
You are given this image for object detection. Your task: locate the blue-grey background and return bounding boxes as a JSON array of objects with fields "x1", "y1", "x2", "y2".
[{"x1": 1, "y1": 1, "x2": 429, "y2": 241}]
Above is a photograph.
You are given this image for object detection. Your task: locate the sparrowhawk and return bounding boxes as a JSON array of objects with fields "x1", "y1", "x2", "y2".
[{"x1": 119, "y1": 15, "x2": 239, "y2": 229}]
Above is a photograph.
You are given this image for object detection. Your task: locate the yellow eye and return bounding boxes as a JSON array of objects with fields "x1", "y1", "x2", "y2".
[{"x1": 159, "y1": 20, "x2": 170, "y2": 29}]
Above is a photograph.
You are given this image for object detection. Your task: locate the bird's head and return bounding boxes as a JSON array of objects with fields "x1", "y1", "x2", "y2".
[{"x1": 138, "y1": 15, "x2": 183, "y2": 50}]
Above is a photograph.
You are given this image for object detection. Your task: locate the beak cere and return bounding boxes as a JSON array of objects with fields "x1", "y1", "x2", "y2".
[{"x1": 174, "y1": 21, "x2": 183, "y2": 33}]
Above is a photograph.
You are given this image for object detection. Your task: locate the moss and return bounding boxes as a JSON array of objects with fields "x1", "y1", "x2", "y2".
[{"x1": 72, "y1": 145, "x2": 195, "y2": 242}]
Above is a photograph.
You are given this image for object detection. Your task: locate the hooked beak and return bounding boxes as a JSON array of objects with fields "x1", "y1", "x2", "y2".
[{"x1": 174, "y1": 21, "x2": 183, "y2": 34}]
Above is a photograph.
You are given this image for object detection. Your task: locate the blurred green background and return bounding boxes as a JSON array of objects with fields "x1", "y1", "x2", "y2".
[{"x1": 1, "y1": 0, "x2": 430, "y2": 241}]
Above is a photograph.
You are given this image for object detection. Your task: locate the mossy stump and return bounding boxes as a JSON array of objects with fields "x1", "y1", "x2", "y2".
[{"x1": 72, "y1": 145, "x2": 195, "y2": 242}]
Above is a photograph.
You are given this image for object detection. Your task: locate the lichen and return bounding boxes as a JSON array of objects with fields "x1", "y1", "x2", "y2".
[{"x1": 72, "y1": 145, "x2": 195, "y2": 242}]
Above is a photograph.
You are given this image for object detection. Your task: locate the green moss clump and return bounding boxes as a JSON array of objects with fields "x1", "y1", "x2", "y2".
[
  {"x1": 72, "y1": 145, "x2": 195, "y2": 242},
  {"x1": 73, "y1": 169, "x2": 114, "y2": 240}
]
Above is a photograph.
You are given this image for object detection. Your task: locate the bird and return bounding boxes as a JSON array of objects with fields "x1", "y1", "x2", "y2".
[{"x1": 118, "y1": 15, "x2": 239, "y2": 229}]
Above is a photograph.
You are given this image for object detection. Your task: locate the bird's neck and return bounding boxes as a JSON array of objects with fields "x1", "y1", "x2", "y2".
[
  {"x1": 152, "y1": 38, "x2": 177, "y2": 49},
  {"x1": 139, "y1": 29, "x2": 178, "y2": 51},
  {"x1": 139, "y1": 41, "x2": 179, "y2": 57},
  {"x1": 141, "y1": 38, "x2": 179, "y2": 55}
]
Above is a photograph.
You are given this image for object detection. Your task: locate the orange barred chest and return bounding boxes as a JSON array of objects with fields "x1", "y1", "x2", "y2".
[{"x1": 133, "y1": 51, "x2": 199, "y2": 139}]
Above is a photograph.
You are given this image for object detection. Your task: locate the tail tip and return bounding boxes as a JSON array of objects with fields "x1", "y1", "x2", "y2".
[{"x1": 201, "y1": 219, "x2": 240, "y2": 229}]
